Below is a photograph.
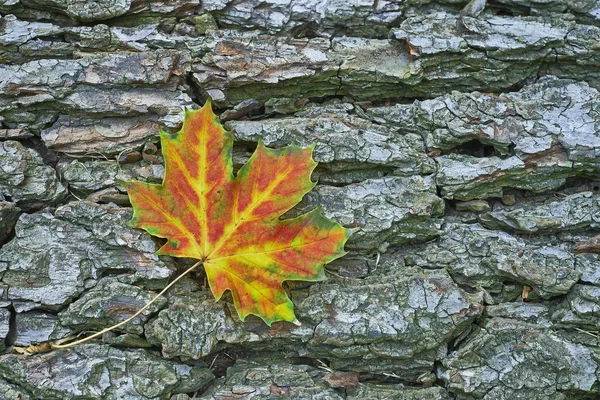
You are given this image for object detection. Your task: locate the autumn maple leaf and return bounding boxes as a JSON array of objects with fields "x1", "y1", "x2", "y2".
[{"x1": 122, "y1": 100, "x2": 350, "y2": 326}]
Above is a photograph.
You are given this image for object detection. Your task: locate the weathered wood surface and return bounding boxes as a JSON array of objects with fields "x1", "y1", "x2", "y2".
[{"x1": 1, "y1": 0, "x2": 600, "y2": 399}]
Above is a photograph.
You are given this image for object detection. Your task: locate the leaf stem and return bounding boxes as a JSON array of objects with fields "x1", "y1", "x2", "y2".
[{"x1": 52, "y1": 260, "x2": 204, "y2": 349}]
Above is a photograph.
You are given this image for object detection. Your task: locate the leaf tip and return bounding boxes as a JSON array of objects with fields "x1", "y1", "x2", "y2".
[
  {"x1": 292, "y1": 318, "x2": 302, "y2": 327},
  {"x1": 202, "y1": 97, "x2": 213, "y2": 111}
]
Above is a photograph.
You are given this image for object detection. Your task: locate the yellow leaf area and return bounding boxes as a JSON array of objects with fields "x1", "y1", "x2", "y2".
[{"x1": 123, "y1": 100, "x2": 350, "y2": 325}]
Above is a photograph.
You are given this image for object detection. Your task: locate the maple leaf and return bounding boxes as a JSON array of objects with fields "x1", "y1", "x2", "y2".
[{"x1": 122, "y1": 100, "x2": 350, "y2": 325}]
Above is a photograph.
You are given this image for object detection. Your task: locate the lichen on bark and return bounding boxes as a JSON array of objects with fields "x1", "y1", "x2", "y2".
[{"x1": 1, "y1": 0, "x2": 600, "y2": 399}]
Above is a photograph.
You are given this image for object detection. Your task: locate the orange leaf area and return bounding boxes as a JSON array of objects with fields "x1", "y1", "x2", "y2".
[{"x1": 123, "y1": 101, "x2": 350, "y2": 325}]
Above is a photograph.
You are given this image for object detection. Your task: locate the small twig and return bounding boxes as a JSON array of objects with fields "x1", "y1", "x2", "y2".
[
  {"x1": 52, "y1": 260, "x2": 203, "y2": 349},
  {"x1": 70, "y1": 191, "x2": 85, "y2": 201},
  {"x1": 209, "y1": 354, "x2": 220, "y2": 369},
  {"x1": 315, "y1": 359, "x2": 333, "y2": 373},
  {"x1": 574, "y1": 327, "x2": 599, "y2": 339},
  {"x1": 374, "y1": 251, "x2": 381, "y2": 271},
  {"x1": 325, "y1": 269, "x2": 343, "y2": 279},
  {"x1": 63, "y1": 151, "x2": 111, "y2": 161}
]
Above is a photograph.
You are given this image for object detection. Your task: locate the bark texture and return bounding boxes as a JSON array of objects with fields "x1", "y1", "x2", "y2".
[{"x1": 1, "y1": 0, "x2": 600, "y2": 399}]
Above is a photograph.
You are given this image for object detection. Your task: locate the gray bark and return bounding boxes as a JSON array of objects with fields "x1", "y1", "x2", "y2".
[{"x1": 1, "y1": 0, "x2": 600, "y2": 399}]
